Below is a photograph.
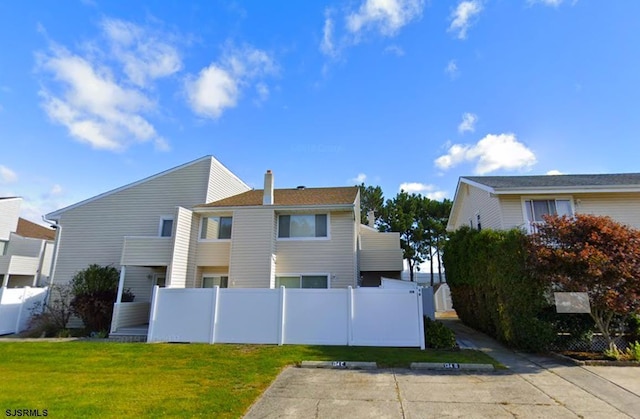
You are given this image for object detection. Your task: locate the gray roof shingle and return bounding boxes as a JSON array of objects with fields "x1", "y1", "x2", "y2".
[{"x1": 464, "y1": 173, "x2": 640, "y2": 190}]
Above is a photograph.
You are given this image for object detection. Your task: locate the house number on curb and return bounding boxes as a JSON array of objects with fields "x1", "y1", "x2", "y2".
[
  {"x1": 332, "y1": 361, "x2": 347, "y2": 368},
  {"x1": 443, "y1": 363, "x2": 460, "y2": 369}
]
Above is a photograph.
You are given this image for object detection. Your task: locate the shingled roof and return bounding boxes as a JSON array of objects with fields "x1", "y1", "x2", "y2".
[
  {"x1": 464, "y1": 173, "x2": 640, "y2": 191},
  {"x1": 16, "y1": 218, "x2": 56, "y2": 241},
  {"x1": 197, "y1": 186, "x2": 359, "y2": 208}
]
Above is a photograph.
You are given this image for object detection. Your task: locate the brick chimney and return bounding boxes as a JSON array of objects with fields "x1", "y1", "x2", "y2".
[{"x1": 263, "y1": 170, "x2": 274, "y2": 205}]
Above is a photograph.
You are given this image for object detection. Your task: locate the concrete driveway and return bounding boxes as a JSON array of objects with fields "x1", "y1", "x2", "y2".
[{"x1": 245, "y1": 318, "x2": 640, "y2": 418}]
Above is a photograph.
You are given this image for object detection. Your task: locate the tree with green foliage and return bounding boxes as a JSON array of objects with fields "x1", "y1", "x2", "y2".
[
  {"x1": 422, "y1": 198, "x2": 452, "y2": 285},
  {"x1": 379, "y1": 191, "x2": 427, "y2": 281},
  {"x1": 357, "y1": 183, "x2": 384, "y2": 225},
  {"x1": 70, "y1": 264, "x2": 134, "y2": 333},
  {"x1": 527, "y1": 214, "x2": 640, "y2": 351}
]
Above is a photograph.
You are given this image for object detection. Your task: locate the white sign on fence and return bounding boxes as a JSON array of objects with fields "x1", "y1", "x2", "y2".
[
  {"x1": 148, "y1": 286, "x2": 425, "y2": 349},
  {"x1": 0, "y1": 287, "x2": 48, "y2": 335}
]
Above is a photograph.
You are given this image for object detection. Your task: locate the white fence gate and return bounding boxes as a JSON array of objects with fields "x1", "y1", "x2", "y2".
[
  {"x1": 0, "y1": 287, "x2": 48, "y2": 335},
  {"x1": 148, "y1": 286, "x2": 425, "y2": 348}
]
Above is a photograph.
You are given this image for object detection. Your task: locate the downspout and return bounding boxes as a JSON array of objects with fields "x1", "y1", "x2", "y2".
[{"x1": 42, "y1": 216, "x2": 62, "y2": 305}]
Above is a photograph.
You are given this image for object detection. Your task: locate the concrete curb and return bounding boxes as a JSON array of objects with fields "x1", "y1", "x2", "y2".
[
  {"x1": 549, "y1": 351, "x2": 640, "y2": 367},
  {"x1": 410, "y1": 362, "x2": 495, "y2": 371},
  {"x1": 300, "y1": 361, "x2": 377, "y2": 370}
]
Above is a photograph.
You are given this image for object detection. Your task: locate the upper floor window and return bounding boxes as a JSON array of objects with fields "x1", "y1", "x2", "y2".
[
  {"x1": 524, "y1": 199, "x2": 572, "y2": 223},
  {"x1": 200, "y1": 216, "x2": 232, "y2": 240},
  {"x1": 278, "y1": 214, "x2": 327, "y2": 239},
  {"x1": 159, "y1": 218, "x2": 174, "y2": 237}
]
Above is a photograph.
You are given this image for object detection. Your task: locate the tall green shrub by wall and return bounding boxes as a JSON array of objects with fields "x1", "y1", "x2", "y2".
[{"x1": 443, "y1": 227, "x2": 554, "y2": 351}]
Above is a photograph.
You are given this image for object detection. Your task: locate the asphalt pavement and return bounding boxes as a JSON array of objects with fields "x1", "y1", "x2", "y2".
[{"x1": 245, "y1": 315, "x2": 640, "y2": 418}]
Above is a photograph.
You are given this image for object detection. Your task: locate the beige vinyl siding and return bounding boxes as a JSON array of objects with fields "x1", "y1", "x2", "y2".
[
  {"x1": 121, "y1": 237, "x2": 173, "y2": 266},
  {"x1": 195, "y1": 266, "x2": 229, "y2": 287},
  {"x1": 0, "y1": 255, "x2": 39, "y2": 275},
  {"x1": 276, "y1": 211, "x2": 356, "y2": 288},
  {"x1": 228, "y1": 209, "x2": 275, "y2": 288},
  {"x1": 0, "y1": 198, "x2": 20, "y2": 240},
  {"x1": 451, "y1": 184, "x2": 503, "y2": 230},
  {"x1": 573, "y1": 193, "x2": 640, "y2": 229},
  {"x1": 499, "y1": 196, "x2": 527, "y2": 229},
  {"x1": 359, "y1": 227, "x2": 403, "y2": 272},
  {"x1": 196, "y1": 242, "x2": 231, "y2": 266},
  {"x1": 6, "y1": 234, "x2": 42, "y2": 257},
  {"x1": 205, "y1": 159, "x2": 251, "y2": 203},
  {"x1": 167, "y1": 207, "x2": 193, "y2": 288},
  {"x1": 51, "y1": 157, "x2": 245, "y2": 296}
]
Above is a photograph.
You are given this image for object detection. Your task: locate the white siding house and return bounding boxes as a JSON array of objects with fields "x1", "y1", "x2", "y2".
[
  {"x1": 448, "y1": 173, "x2": 640, "y2": 232},
  {"x1": 0, "y1": 197, "x2": 56, "y2": 288},
  {"x1": 45, "y1": 159, "x2": 403, "y2": 335}
]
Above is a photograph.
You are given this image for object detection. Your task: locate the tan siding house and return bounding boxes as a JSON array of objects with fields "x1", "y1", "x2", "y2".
[
  {"x1": 45, "y1": 159, "x2": 403, "y2": 335},
  {"x1": 448, "y1": 174, "x2": 640, "y2": 233}
]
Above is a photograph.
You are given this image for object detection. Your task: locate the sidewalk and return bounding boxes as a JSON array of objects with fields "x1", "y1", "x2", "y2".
[{"x1": 245, "y1": 316, "x2": 640, "y2": 418}]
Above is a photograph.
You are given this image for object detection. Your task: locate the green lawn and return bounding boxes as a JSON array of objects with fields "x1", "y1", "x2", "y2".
[{"x1": 0, "y1": 342, "x2": 498, "y2": 417}]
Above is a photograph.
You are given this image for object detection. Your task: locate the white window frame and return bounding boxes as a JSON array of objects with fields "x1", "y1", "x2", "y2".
[
  {"x1": 276, "y1": 213, "x2": 331, "y2": 241},
  {"x1": 202, "y1": 274, "x2": 229, "y2": 288},
  {"x1": 521, "y1": 196, "x2": 574, "y2": 233},
  {"x1": 198, "y1": 215, "x2": 233, "y2": 242},
  {"x1": 274, "y1": 273, "x2": 331, "y2": 289},
  {"x1": 158, "y1": 216, "x2": 174, "y2": 238}
]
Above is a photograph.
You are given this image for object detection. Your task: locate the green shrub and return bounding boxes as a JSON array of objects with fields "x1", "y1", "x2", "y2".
[
  {"x1": 626, "y1": 341, "x2": 640, "y2": 361},
  {"x1": 70, "y1": 264, "x2": 134, "y2": 334},
  {"x1": 443, "y1": 227, "x2": 554, "y2": 351},
  {"x1": 424, "y1": 317, "x2": 457, "y2": 349}
]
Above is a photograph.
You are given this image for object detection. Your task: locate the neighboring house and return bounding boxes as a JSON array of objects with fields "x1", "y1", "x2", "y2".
[
  {"x1": 447, "y1": 173, "x2": 640, "y2": 233},
  {"x1": 0, "y1": 197, "x2": 56, "y2": 288},
  {"x1": 45, "y1": 157, "x2": 403, "y2": 334}
]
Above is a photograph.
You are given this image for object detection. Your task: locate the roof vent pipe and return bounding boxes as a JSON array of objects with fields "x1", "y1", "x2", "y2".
[{"x1": 263, "y1": 170, "x2": 274, "y2": 205}]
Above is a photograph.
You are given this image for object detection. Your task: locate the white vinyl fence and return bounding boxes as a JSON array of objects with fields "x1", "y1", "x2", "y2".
[
  {"x1": 0, "y1": 287, "x2": 48, "y2": 335},
  {"x1": 148, "y1": 286, "x2": 425, "y2": 348}
]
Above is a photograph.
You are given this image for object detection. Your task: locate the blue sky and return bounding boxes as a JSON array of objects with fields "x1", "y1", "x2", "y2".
[{"x1": 1, "y1": 0, "x2": 639, "y2": 223}]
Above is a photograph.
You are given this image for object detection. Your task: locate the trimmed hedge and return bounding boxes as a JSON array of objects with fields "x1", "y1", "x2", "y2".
[{"x1": 443, "y1": 227, "x2": 554, "y2": 351}]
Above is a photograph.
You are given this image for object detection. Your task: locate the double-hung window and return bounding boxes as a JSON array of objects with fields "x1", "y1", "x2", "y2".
[
  {"x1": 275, "y1": 275, "x2": 329, "y2": 289},
  {"x1": 278, "y1": 214, "x2": 328, "y2": 238},
  {"x1": 200, "y1": 216, "x2": 232, "y2": 240},
  {"x1": 523, "y1": 198, "x2": 572, "y2": 233}
]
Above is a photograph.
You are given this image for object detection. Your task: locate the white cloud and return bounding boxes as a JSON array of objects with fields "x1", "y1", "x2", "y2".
[
  {"x1": 185, "y1": 65, "x2": 238, "y2": 119},
  {"x1": 448, "y1": 1, "x2": 483, "y2": 40},
  {"x1": 100, "y1": 18, "x2": 182, "y2": 88},
  {"x1": 445, "y1": 60, "x2": 459, "y2": 79},
  {"x1": 458, "y1": 112, "x2": 478, "y2": 134},
  {"x1": 320, "y1": 0, "x2": 423, "y2": 58},
  {"x1": 435, "y1": 133, "x2": 537, "y2": 175},
  {"x1": 36, "y1": 19, "x2": 176, "y2": 152},
  {"x1": 527, "y1": 0, "x2": 572, "y2": 6},
  {"x1": 0, "y1": 165, "x2": 18, "y2": 183},
  {"x1": 384, "y1": 45, "x2": 405, "y2": 56},
  {"x1": 185, "y1": 45, "x2": 278, "y2": 119},
  {"x1": 347, "y1": 0, "x2": 425, "y2": 37},
  {"x1": 50, "y1": 184, "x2": 63, "y2": 195},
  {"x1": 399, "y1": 182, "x2": 448, "y2": 200},
  {"x1": 546, "y1": 170, "x2": 563, "y2": 175},
  {"x1": 321, "y1": 12, "x2": 337, "y2": 57},
  {"x1": 351, "y1": 173, "x2": 367, "y2": 184}
]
